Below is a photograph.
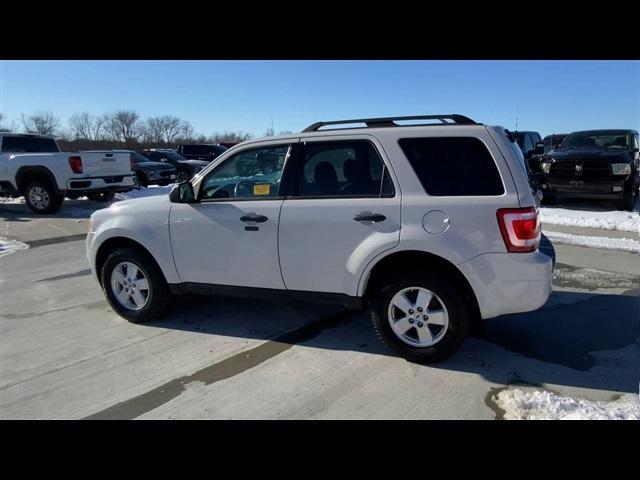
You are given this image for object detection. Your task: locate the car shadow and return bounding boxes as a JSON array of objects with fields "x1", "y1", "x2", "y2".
[{"x1": 139, "y1": 289, "x2": 640, "y2": 394}]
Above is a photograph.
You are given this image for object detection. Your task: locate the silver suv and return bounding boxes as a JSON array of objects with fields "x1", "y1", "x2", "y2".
[{"x1": 87, "y1": 114, "x2": 555, "y2": 363}]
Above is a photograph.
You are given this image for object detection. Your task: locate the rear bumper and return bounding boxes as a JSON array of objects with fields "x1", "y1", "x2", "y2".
[
  {"x1": 66, "y1": 175, "x2": 136, "y2": 192},
  {"x1": 458, "y1": 246, "x2": 554, "y2": 320}
]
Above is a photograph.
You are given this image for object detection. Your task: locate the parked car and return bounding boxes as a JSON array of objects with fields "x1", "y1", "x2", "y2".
[
  {"x1": 0, "y1": 133, "x2": 135, "y2": 213},
  {"x1": 87, "y1": 114, "x2": 555, "y2": 363},
  {"x1": 218, "y1": 142, "x2": 240, "y2": 149},
  {"x1": 84, "y1": 150, "x2": 177, "y2": 187},
  {"x1": 542, "y1": 133, "x2": 568, "y2": 154},
  {"x1": 139, "y1": 149, "x2": 208, "y2": 182},
  {"x1": 539, "y1": 129, "x2": 640, "y2": 210},
  {"x1": 176, "y1": 144, "x2": 228, "y2": 162},
  {"x1": 512, "y1": 131, "x2": 544, "y2": 173}
]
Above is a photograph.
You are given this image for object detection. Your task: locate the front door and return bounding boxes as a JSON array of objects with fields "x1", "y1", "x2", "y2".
[{"x1": 169, "y1": 143, "x2": 293, "y2": 288}]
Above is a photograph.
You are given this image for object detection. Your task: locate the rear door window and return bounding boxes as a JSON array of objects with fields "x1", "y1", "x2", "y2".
[
  {"x1": 398, "y1": 137, "x2": 504, "y2": 196},
  {"x1": 295, "y1": 140, "x2": 394, "y2": 198}
]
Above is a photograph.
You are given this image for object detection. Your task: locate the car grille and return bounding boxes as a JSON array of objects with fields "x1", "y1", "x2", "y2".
[{"x1": 549, "y1": 159, "x2": 611, "y2": 178}]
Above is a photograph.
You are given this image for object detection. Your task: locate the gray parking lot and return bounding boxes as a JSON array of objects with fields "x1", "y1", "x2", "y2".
[{"x1": 1, "y1": 200, "x2": 639, "y2": 419}]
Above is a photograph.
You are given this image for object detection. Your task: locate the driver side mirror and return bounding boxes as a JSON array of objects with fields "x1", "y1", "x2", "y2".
[
  {"x1": 169, "y1": 181, "x2": 196, "y2": 203},
  {"x1": 533, "y1": 142, "x2": 545, "y2": 155}
]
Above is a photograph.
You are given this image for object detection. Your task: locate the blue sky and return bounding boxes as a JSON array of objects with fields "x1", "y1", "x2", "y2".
[{"x1": 1, "y1": 60, "x2": 638, "y2": 138}]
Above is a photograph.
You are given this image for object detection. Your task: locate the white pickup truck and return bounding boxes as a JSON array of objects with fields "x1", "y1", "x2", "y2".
[{"x1": 0, "y1": 133, "x2": 136, "y2": 214}]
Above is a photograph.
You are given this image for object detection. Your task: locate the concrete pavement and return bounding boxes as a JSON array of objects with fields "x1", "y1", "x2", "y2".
[{"x1": 1, "y1": 235, "x2": 637, "y2": 419}]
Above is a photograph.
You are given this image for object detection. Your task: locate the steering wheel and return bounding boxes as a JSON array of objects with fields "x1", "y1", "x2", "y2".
[
  {"x1": 234, "y1": 180, "x2": 255, "y2": 199},
  {"x1": 204, "y1": 185, "x2": 230, "y2": 199}
]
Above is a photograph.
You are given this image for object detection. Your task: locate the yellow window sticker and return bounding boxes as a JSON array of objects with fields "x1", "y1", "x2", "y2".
[{"x1": 253, "y1": 184, "x2": 270, "y2": 196}]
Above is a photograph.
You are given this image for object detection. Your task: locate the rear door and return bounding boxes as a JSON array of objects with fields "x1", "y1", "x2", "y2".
[{"x1": 278, "y1": 136, "x2": 401, "y2": 295}]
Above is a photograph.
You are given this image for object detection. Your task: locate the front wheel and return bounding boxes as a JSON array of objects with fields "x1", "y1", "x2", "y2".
[
  {"x1": 101, "y1": 247, "x2": 170, "y2": 323},
  {"x1": 24, "y1": 181, "x2": 64, "y2": 214},
  {"x1": 541, "y1": 192, "x2": 557, "y2": 205},
  {"x1": 88, "y1": 191, "x2": 116, "y2": 202},
  {"x1": 370, "y1": 274, "x2": 471, "y2": 363},
  {"x1": 177, "y1": 170, "x2": 191, "y2": 183},
  {"x1": 616, "y1": 182, "x2": 637, "y2": 211}
]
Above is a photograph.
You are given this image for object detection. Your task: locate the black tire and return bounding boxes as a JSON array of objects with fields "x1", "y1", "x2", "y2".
[
  {"x1": 88, "y1": 191, "x2": 116, "y2": 202},
  {"x1": 616, "y1": 183, "x2": 637, "y2": 211},
  {"x1": 177, "y1": 170, "x2": 191, "y2": 183},
  {"x1": 135, "y1": 171, "x2": 148, "y2": 187},
  {"x1": 24, "y1": 181, "x2": 64, "y2": 214},
  {"x1": 100, "y1": 247, "x2": 170, "y2": 323},
  {"x1": 541, "y1": 192, "x2": 557, "y2": 205},
  {"x1": 370, "y1": 272, "x2": 471, "y2": 363}
]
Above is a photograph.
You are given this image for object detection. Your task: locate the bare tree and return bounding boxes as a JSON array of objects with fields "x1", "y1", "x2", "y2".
[
  {"x1": 179, "y1": 121, "x2": 194, "y2": 142},
  {"x1": 143, "y1": 116, "x2": 193, "y2": 145},
  {"x1": 144, "y1": 116, "x2": 165, "y2": 144},
  {"x1": 106, "y1": 110, "x2": 142, "y2": 145},
  {"x1": 69, "y1": 112, "x2": 107, "y2": 141},
  {"x1": 0, "y1": 112, "x2": 8, "y2": 132},
  {"x1": 264, "y1": 127, "x2": 275, "y2": 137},
  {"x1": 22, "y1": 111, "x2": 60, "y2": 135},
  {"x1": 209, "y1": 131, "x2": 253, "y2": 143}
]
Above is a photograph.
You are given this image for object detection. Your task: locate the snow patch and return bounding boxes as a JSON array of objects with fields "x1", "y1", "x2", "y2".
[
  {"x1": 544, "y1": 230, "x2": 640, "y2": 253},
  {"x1": 539, "y1": 205, "x2": 639, "y2": 234},
  {"x1": 0, "y1": 237, "x2": 29, "y2": 258},
  {"x1": 0, "y1": 195, "x2": 25, "y2": 205},
  {"x1": 495, "y1": 388, "x2": 640, "y2": 420}
]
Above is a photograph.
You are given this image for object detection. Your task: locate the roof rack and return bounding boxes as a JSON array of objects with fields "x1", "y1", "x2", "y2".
[{"x1": 302, "y1": 114, "x2": 478, "y2": 132}]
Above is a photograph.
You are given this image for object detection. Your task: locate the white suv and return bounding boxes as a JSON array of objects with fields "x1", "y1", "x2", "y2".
[{"x1": 87, "y1": 115, "x2": 555, "y2": 362}]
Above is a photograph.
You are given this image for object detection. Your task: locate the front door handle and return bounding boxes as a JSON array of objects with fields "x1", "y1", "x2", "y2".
[
  {"x1": 354, "y1": 213, "x2": 386, "y2": 223},
  {"x1": 240, "y1": 214, "x2": 268, "y2": 223}
]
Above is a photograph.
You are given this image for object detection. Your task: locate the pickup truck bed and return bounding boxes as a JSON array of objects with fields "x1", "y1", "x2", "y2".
[{"x1": 0, "y1": 133, "x2": 135, "y2": 214}]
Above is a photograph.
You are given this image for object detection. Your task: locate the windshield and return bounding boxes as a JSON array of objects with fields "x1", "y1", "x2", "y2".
[
  {"x1": 561, "y1": 132, "x2": 629, "y2": 149},
  {"x1": 130, "y1": 151, "x2": 150, "y2": 163},
  {"x1": 163, "y1": 151, "x2": 188, "y2": 161}
]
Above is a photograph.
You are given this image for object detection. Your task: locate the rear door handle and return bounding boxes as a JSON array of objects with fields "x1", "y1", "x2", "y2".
[
  {"x1": 240, "y1": 214, "x2": 268, "y2": 223},
  {"x1": 354, "y1": 213, "x2": 386, "y2": 223}
]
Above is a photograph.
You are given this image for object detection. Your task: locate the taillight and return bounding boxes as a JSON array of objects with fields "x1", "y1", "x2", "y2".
[
  {"x1": 496, "y1": 206, "x2": 541, "y2": 253},
  {"x1": 129, "y1": 154, "x2": 135, "y2": 172},
  {"x1": 68, "y1": 156, "x2": 83, "y2": 174}
]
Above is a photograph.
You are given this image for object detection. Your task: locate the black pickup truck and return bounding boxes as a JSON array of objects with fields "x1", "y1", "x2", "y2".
[{"x1": 538, "y1": 129, "x2": 640, "y2": 210}]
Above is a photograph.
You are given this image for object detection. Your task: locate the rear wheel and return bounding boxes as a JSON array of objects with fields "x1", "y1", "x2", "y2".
[
  {"x1": 101, "y1": 247, "x2": 169, "y2": 323},
  {"x1": 88, "y1": 191, "x2": 116, "y2": 202},
  {"x1": 136, "y1": 171, "x2": 149, "y2": 187},
  {"x1": 370, "y1": 273, "x2": 471, "y2": 363},
  {"x1": 24, "y1": 181, "x2": 64, "y2": 214}
]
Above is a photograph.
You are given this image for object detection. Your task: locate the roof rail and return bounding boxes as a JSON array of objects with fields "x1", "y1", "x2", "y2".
[{"x1": 302, "y1": 114, "x2": 478, "y2": 132}]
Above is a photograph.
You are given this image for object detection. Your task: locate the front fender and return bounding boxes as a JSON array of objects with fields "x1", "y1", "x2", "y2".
[{"x1": 88, "y1": 213, "x2": 180, "y2": 284}]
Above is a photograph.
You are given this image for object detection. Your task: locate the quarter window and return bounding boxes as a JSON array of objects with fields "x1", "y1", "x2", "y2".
[
  {"x1": 399, "y1": 137, "x2": 504, "y2": 196},
  {"x1": 200, "y1": 145, "x2": 289, "y2": 200},
  {"x1": 1, "y1": 136, "x2": 59, "y2": 153}
]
